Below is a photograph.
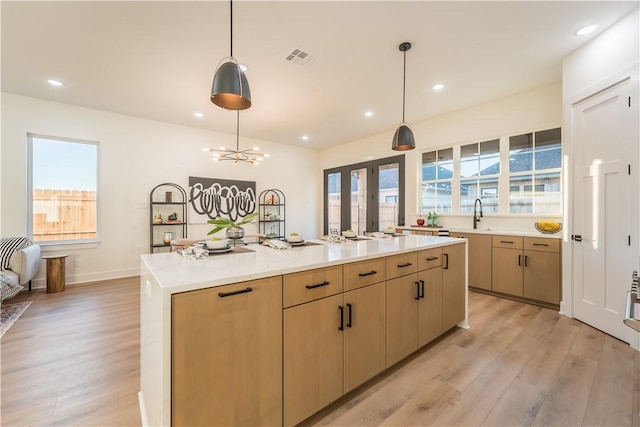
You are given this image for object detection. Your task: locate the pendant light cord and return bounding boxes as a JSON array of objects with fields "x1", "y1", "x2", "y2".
[
  {"x1": 236, "y1": 110, "x2": 240, "y2": 151},
  {"x1": 402, "y1": 49, "x2": 406, "y2": 123},
  {"x1": 229, "y1": 0, "x2": 233, "y2": 58}
]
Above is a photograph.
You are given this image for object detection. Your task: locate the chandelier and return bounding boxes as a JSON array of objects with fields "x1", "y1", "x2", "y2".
[{"x1": 204, "y1": 112, "x2": 269, "y2": 165}]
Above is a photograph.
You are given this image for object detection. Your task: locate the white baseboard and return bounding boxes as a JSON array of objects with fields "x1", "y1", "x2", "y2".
[
  {"x1": 138, "y1": 390, "x2": 148, "y2": 427},
  {"x1": 30, "y1": 267, "x2": 139, "y2": 289}
]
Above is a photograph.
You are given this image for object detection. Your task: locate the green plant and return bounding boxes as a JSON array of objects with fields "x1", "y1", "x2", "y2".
[{"x1": 207, "y1": 212, "x2": 259, "y2": 235}]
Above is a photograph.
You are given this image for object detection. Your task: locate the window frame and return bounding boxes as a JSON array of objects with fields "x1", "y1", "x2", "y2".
[{"x1": 27, "y1": 133, "x2": 100, "y2": 246}]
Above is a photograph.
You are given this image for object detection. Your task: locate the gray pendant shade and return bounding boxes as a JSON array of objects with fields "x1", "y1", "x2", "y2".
[
  {"x1": 392, "y1": 41, "x2": 415, "y2": 151},
  {"x1": 392, "y1": 124, "x2": 415, "y2": 151},
  {"x1": 211, "y1": 61, "x2": 251, "y2": 110}
]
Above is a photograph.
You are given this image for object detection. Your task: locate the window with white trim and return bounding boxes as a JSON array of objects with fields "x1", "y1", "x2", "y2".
[
  {"x1": 460, "y1": 139, "x2": 500, "y2": 213},
  {"x1": 28, "y1": 134, "x2": 99, "y2": 243},
  {"x1": 421, "y1": 148, "x2": 453, "y2": 214},
  {"x1": 508, "y1": 128, "x2": 561, "y2": 214}
]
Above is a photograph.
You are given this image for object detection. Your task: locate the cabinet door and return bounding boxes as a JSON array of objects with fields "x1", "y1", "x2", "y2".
[
  {"x1": 417, "y1": 266, "x2": 443, "y2": 347},
  {"x1": 451, "y1": 233, "x2": 492, "y2": 290},
  {"x1": 284, "y1": 294, "x2": 343, "y2": 426},
  {"x1": 442, "y1": 243, "x2": 466, "y2": 331},
  {"x1": 524, "y1": 250, "x2": 561, "y2": 305},
  {"x1": 171, "y1": 277, "x2": 283, "y2": 427},
  {"x1": 492, "y1": 247, "x2": 524, "y2": 297},
  {"x1": 386, "y1": 273, "x2": 419, "y2": 367},
  {"x1": 343, "y1": 282, "x2": 386, "y2": 393}
]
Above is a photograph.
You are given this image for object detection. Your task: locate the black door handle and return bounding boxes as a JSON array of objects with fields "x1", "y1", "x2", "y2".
[
  {"x1": 306, "y1": 281, "x2": 330, "y2": 289},
  {"x1": 420, "y1": 280, "x2": 425, "y2": 299},
  {"x1": 338, "y1": 305, "x2": 344, "y2": 331},
  {"x1": 415, "y1": 281, "x2": 421, "y2": 300},
  {"x1": 572, "y1": 235, "x2": 583, "y2": 242},
  {"x1": 518, "y1": 254, "x2": 522, "y2": 266},
  {"x1": 218, "y1": 287, "x2": 252, "y2": 298},
  {"x1": 443, "y1": 253, "x2": 449, "y2": 270},
  {"x1": 524, "y1": 255, "x2": 528, "y2": 267},
  {"x1": 346, "y1": 303, "x2": 353, "y2": 328}
]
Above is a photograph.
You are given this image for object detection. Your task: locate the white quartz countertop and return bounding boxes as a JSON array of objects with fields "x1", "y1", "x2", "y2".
[
  {"x1": 141, "y1": 235, "x2": 464, "y2": 294},
  {"x1": 396, "y1": 226, "x2": 562, "y2": 239}
]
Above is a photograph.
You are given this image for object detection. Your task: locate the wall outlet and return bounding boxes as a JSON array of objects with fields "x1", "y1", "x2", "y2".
[{"x1": 74, "y1": 258, "x2": 81, "y2": 267}]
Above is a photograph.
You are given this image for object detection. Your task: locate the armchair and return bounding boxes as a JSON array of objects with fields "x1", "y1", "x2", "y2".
[{"x1": 1, "y1": 238, "x2": 41, "y2": 301}]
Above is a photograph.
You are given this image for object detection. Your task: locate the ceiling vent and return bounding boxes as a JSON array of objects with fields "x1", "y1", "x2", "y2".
[{"x1": 285, "y1": 48, "x2": 314, "y2": 66}]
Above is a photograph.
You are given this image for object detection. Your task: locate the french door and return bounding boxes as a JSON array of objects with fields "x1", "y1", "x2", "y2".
[{"x1": 324, "y1": 155, "x2": 405, "y2": 235}]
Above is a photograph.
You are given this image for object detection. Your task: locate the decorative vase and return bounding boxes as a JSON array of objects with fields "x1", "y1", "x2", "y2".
[{"x1": 226, "y1": 226, "x2": 245, "y2": 240}]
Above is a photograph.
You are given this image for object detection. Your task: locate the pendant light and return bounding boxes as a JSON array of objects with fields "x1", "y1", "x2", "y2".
[
  {"x1": 205, "y1": 112, "x2": 268, "y2": 165},
  {"x1": 392, "y1": 42, "x2": 415, "y2": 151},
  {"x1": 211, "y1": 0, "x2": 251, "y2": 110}
]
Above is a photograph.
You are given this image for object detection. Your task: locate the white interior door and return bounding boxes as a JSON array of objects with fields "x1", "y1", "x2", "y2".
[{"x1": 572, "y1": 76, "x2": 638, "y2": 344}]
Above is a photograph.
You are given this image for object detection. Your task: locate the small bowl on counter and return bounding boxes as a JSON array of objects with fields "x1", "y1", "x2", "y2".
[
  {"x1": 534, "y1": 221, "x2": 562, "y2": 234},
  {"x1": 205, "y1": 238, "x2": 229, "y2": 249},
  {"x1": 287, "y1": 233, "x2": 303, "y2": 243},
  {"x1": 342, "y1": 230, "x2": 357, "y2": 238}
]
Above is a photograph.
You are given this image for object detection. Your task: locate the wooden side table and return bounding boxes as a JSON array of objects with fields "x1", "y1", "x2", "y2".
[{"x1": 42, "y1": 254, "x2": 70, "y2": 293}]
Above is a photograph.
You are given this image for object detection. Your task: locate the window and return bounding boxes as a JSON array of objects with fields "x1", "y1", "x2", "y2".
[
  {"x1": 28, "y1": 134, "x2": 99, "y2": 243},
  {"x1": 460, "y1": 139, "x2": 500, "y2": 213},
  {"x1": 509, "y1": 128, "x2": 561, "y2": 213},
  {"x1": 324, "y1": 155, "x2": 405, "y2": 234},
  {"x1": 421, "y1": 148, "x2": 453, "y2": 213}
]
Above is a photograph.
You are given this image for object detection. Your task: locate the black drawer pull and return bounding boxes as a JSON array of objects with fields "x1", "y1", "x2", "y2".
[
  {"x1": 500, "y1": 240, "x2": 514, "y2": 244},
  {"x1": 426, "y1": 256, "x2": 439, "y2": 261},
  {"x1": 532, "y1": 243, "x2": 549, "y2": 246},
  {"x1": 218, "y1": 287, "x2": 252, "y2": 298},
  {"x1": 358, "y1": 270, "x2": 377, "y2": 277},
  {"x1": 518, "y1": 255, "x2": 522, "y2": 266},
  {"x1": 346, "y1": 303, "x2": 353, "y2": 328},
  {"x1": 397, "y1": 262, "x2": 413, "y2": 268},
  {"x1": 338, "y1": 305, "x2": 344, "y2": 331},
  {"x1": 414, "y1": 281, "x2": 421, "y2": 300},
  {"x1": 306, "y1": 281, "x2": 330, "y2": 290}
]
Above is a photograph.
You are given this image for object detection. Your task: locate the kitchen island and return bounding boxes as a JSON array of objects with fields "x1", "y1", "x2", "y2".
[{"x1": 139, "y1": 235, "x2": 468, "y2": 426}]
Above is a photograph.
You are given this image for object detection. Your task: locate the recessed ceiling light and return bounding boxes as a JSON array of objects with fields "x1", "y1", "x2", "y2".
[
  {"x1": 301, "y1": 135, "x2": 309, "y2": 141},
  {"x1": 576, "y1": 24, "x2": 598, "y2": 36},
  {"x1": 364, "y1": 111, "x2": 374, "y2": 117},
  {"x1": 194, "y1": 112, "x2": 204, "y2": 118},
  {"x1": 47, "y1": 79, "x2": 63, "y2": 87},
  {"x1": 432, "y1": 83, "x2": 445, "y2": 91}
]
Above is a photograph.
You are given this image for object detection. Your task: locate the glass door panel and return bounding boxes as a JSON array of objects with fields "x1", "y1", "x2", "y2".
[
  {"x1": 350, "y1": 168, "x2": 367, "y2": 234},
  {"x1": 378, "y1": 162, "x2": 399, "y2": 231},
  {"x1": 327, "y1": 172, "x2": 341, "y2": 234}
]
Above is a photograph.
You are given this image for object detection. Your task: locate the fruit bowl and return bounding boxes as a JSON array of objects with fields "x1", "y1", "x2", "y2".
[{"x1": 535, "y1": 221, "x2": 562, "y2": 234}]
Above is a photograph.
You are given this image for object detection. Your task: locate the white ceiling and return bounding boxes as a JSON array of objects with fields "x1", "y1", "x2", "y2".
[{"x1": 2, "y1": 1, "x2": 638, "y2": 149}]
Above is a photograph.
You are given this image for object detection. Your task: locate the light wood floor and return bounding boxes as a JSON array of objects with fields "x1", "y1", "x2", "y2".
[{"x1": 1, "y1": 278, "x2": 638, "y2": 426}]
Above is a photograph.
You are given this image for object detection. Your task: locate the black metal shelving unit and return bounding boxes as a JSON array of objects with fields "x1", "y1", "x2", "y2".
[
  {"x1": 258, "y1": 189, "x2": 286, "y2": 241},
  {"x1": 149, "y1": 183, "x2": 188, "y2": 253}
]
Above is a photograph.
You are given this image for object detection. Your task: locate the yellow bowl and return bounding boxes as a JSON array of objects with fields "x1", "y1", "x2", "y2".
[{"x1": 534, "y1": 221, "x2": 562, "y2": 234}]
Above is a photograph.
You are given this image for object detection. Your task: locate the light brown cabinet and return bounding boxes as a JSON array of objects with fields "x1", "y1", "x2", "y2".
[
  {"x1": 284, "y1": 261, "x2": 386, "y2": 426},
  {"x1": 449, "y1": 232, "x2": 492, "y2": 290},
  {"x1": 442, "y1": 242, "x2": 466, "y2": 330},
  {"x1": 386, "y1": 273, "x2": 420, "y2": 366},
  {"x1": 491, "y1": 235, "x2": 561, "y2": 306},
  {"x1": 171, "y1": 277, "x2": 283, "y2": 427}
]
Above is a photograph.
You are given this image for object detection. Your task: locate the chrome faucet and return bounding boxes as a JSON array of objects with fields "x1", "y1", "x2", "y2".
[{"x1": 473, "y1": 198, "x2": 483, "y2": 229}]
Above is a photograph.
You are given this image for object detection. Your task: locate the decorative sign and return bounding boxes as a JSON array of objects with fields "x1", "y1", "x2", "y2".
[{"x1": 188, "y1": 176, "x2": 256, "y2": 224}]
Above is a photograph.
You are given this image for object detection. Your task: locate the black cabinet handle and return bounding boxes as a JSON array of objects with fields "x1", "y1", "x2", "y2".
[
  {"x1": 306, "y1": 281, "x2": 330, "y2": 289},
  {"x1": 500, "y1": 240, "x2": 515, "y2": 244},
  {"x1": 426, "y1": 256, "x2": 439, "y2": 261},
  {"x1": 415, "y1": 281, "x2": 421, "y2": 300},
  {"x1": 338, "y1": 305, "x2": 344, "y2": 331},
  {"x1": 532, "y1": 243, "x2": 549, "y2": 247},
  {"x1": 398, "y1": 262, "x2": 413, "y2": 268},
  {"x1": 524, "y1": 255, "x2": 528, "y2": 267},
  {"x1": 420, "y1": 280, "x2": 425, "y2": 299},
  {"x1": 518, "y1": 255, "x2": 522, "y2": 266},
  {"x1": 218, "y1": 287, "x2": 252, "y2": 298},
  {"x1": 443, "y1": 253, "x2": 449, "y2": 270},
  {"x1": 346, "y1": 303, "x2": 353, "y2": 328},
  {"x1": 358, "y1": 270, "x2": 377, "y2": 277}
]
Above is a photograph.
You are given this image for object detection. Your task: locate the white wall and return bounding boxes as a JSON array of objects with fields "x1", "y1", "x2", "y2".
[
  {"x1": 1, "y1": 93, "x2": 321, "y2": 288},
  {"x1": 319, "y1": 82, "x2": 563, "y2": 232}
]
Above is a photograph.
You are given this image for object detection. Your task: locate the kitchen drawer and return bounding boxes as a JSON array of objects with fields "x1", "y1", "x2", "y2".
[
  {"x1": 492, "y1": 235, "x2": 523, "y2": 250},
  {"x1": 524, "y1": 237, "x2": 560, "y2": 253},
  {"x1": 417, "y1": 247, "x2": 443, "y2": 271},
  {"x1": 385, "y1": 252, "x2": 418, "y2": 280},
  {"x1": 343, "y1": 258, "x2": 386, "y2": 291},
  {"x1": 283, "y1": 265, "x2": 343, "y2": 308}
]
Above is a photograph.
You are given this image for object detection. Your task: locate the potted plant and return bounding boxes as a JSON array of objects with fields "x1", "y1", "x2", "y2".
[{"x1": 207, "y1": 212, "x2": 259, "y2": 240}]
